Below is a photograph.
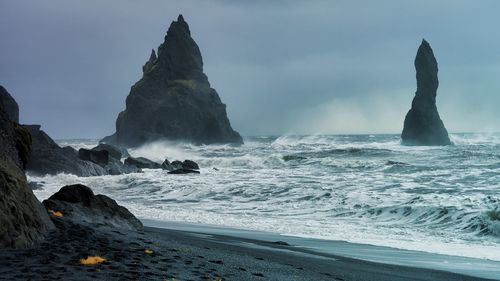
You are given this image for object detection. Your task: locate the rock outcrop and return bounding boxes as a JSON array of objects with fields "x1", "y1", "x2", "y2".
[
  {"x1": 92, "y1": 143, "x2": 128, "y2": 159},
  {"x1": 162, "y1": 159, "x2": 199, "y2": 171},
  {"x1": 401, "y1": 39, "x2": 451, "y2": 146},
  {"x1": 0, "y1": 85, "x2": 19, "y2": 123},
  {"x1": 125, "y1": 157, "x2": 162, "y2": 169},
  {"x1": 43, "y1": 184, "x2": 143, "y2": 230},
  {"x1": 168, "y1": 168, "x2": 200, "y2": 174},
  {"x1": 25, "y1": 125, "x2": 107, "y2": 177},
  {"x1": 0, "y1": 105, "x2": 54, "y2": 248},
  {"x1": 102, "y1": 15, "x2": 242, "y2": 147},
  {"x1": 25, "y1": 126, "x2": 140, "y2": 177},
  {"x1": 79, "y1": 146, "x2": 140, "y2": 175},
  {"x1": 78, "y1": 148, "x2": 109, "y2": 166},
  {"x1": 162, "y1": 159, "x2": 200, "y2": 174}
]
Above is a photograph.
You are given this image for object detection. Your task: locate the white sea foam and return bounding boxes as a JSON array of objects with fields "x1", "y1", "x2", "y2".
[
  {"x1": 31, "y1": 134, "x2": 500, "y2": 261},
  {"x1": 128, "y1": 140, "x2": 199, "y2": 163}
]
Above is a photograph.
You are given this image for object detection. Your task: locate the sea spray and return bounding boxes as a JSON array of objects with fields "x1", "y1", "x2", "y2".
[{"x1": 31, "y1": 133, "x2": 500, "y2": 261}]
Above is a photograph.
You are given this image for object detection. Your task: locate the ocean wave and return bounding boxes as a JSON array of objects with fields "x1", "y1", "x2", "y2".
[
  {"x1": 33, "y1": 134, "x2": 500, "y2": 261},
  {"x1": 350, "y1": 203, "x2": 500, "y2": 239},
  {"x1": 450, "y1": 133, "x2": 500, "y2": 146}
]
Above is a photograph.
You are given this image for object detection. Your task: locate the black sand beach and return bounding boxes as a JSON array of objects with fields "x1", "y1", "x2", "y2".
[{"x1": 0, "y1": 215, "x2": 495, "y2": 281}]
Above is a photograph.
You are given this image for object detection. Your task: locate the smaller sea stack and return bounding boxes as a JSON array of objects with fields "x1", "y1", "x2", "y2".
[{"x1": 401, "y1": 39, "x2": 451, "y2": 146}]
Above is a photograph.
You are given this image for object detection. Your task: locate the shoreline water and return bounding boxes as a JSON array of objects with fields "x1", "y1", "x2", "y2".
[{"x1": 142, "y1": 219, "x2": 500, "y2": 280}]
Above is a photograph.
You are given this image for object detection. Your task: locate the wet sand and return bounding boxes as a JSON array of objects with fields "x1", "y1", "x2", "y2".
[{"x1": 0, "y1": 216, "x2": 495, "y2": 281}]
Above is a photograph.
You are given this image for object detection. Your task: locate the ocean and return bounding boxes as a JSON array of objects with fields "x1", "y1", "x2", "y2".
[{"x1": 30, "y1": 134, "x2": 500, "y2": 261}]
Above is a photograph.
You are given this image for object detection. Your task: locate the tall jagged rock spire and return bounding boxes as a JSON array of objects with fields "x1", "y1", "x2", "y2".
[
  {"x1": 102, "y1": 15, "x2": 242, "y2": 147},
  {"x1": 401, "y1": 39, "x2": 451, "y2": 146}
]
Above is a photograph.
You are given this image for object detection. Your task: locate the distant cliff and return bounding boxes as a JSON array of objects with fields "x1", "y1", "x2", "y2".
[
  {"x1": 401, "y1": 39, "x2": 450, "y2": 146},
  {"x1": 102, "y1": 15, "x2": 242, "y2": 147}
]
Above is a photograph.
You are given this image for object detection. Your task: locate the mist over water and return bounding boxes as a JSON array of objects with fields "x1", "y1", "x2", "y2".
[{"x1": 35, "y1": 134, "x2": 500, "y2": 260}]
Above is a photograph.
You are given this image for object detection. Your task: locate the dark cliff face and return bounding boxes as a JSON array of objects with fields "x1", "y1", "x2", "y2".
[
  {"x1": 25, "y1": 125, "x2": 108, "y2": 177},
  {"x1": 401, "y1": 39, "x2": 451, "y2": 146},
  {"x1": 0, "y1": 85, "x2": 19, "y2": 123},
  {"x1": 103, "y1": 15, "x2": 242, "y2": 147},
  {"x1": 0, "y1": 97, "x2": 54, "y2": 249}
]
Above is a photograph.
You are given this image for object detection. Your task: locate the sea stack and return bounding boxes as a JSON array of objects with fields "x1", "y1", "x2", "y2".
[
  {"x1": 102, "y1": 15, "x2": 242, "y2": 147},
  {"x1": 401, "y1": 39, "x2": 451, "y2": 146}
]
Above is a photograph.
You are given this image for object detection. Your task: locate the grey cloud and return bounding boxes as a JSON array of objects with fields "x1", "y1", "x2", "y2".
[{"x1": 1, "y1": 0, "x2": 500, "y2": 138}]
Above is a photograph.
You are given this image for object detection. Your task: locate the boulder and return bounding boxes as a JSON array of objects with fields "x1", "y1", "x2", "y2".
[
  {"x1": 124, "y1": 156, "x2": 161, "y2": 169},
  {"x1": 171, "y1": 160, "x2": 183, "y2": 169},
  {"x1": 25, "y1": 125, "x2": 107, "y2": 177},
  {"x1": 401, "y1": 39, "x2": 451, "y2": 146},
  {"x1": 162, "y1": 159, "x2": 199, "y2": 171},
  {"x1": 103, "y1": 157, "x2": 142, "y2": 175},
  {"x1": 0, "y1": 108, "x2": 54, "y2": 249},
  {"x1": 182, "y1": 159, "x2": 199, "y2": 170},
  {"x1": 92, "y1": 143, "x2": 127, "y2": 159},
  {"x1": 43, "y1": 184, "x2": 142, "y2": 230},
  {"x1": 78, "y1": 148, "x2": 140, "y2": 175},
  {"x1": 78, "y1": 148, "x2": 109, "y2": 166},
  {"x1": 102, "y1": 15, "x2": 242, "y2": 147},
  {"x1": 161, "y1": 159, "x2": 173, "y2": 170},
  {"x1": 168, "y1": 168, "x2": 200, "y2": 174},
  {"x1": 0, "y1": 85, "x2": 19, "y2": 123}
]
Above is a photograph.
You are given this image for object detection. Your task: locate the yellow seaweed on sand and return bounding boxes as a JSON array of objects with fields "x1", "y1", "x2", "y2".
[{"x1": 79, "y1": 256, "x2": 106, "y2": 265}]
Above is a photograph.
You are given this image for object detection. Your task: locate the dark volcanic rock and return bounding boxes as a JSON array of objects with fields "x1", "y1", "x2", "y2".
[
  {"x1": 102, "y1": 15, "x2": 242, "y2": 147},
  {"x1": 78, "y1": 148, "x2": 109, "y2": 166},
  {"x1": 182, "y1": 159, "x2": 199, "y2": 170},
  {"x1": 171, "y1": 160, "x2": 183, "y2": 169},
  {"x1": 25, "y1": 125, "x2": 107, "y2": 177},
  {"x1": 104, "y1": 157, "x2": 142, "y2": 175},
  {"x1": 79, "y1": 147, "x2": 140, "y2": 175},
  {"x1": 401, "y1": 39, "x2": 451, "y2": 146},
  {"x1": 78, "y1": 147, "x2": 140, "y2": 175},
  {"x1": 125, "y1": 156, "x2": 162, "y2": 169},
  {"x1": 161, "y1": 159, "x2": 173, "y2": 170},
  {"x1": 0, "y1": 85, "x2": 19, "y2": 123},
  {"x1": 0, "y1": 117, "x2": 32, "y2": 170},
  {"x1": 14, "y1": 123, "x2": 32, "y2": 169},
  {"x1": 92, "y1": 143, "x2": 127, "y2": 159},
  {"x1": 168, "y1": 168, "x2": 200, "y2": 174},
  {"x1": 43, "y1": 184, "x2": 143, "y2": 230},
  {"x1": 0, "y1": 108, "x2": 54, "y2": 249},
  {"x1": 162, "y1": 159, "x2": 199, "y2": 171}
]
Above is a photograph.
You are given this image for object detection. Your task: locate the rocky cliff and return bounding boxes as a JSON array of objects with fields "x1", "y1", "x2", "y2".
[
  {"x1": 0, "y1": 85, "x2": 19, "y2": 123},
  {"x1": 401, "y1": 39, "x2": 451, "y2": 146},
  {"x1": 102, "y1": 15, "x2": 242, "y2": 147},
  {"x1": 0, "y1": 90, "x2": 54, "y2": 248},
  {"x1": 25, "y1": 125, "x2": 108, "y2": 177}
]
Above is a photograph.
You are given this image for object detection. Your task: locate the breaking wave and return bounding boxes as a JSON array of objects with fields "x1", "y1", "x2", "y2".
[{"x1": 31, "y1": 133, "x2": 500, "y2": 261}]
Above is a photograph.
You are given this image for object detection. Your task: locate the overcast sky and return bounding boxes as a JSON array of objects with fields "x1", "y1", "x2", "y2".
[{"x1": 1, "y1": 0, "x2": 500, "y2": 139}]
